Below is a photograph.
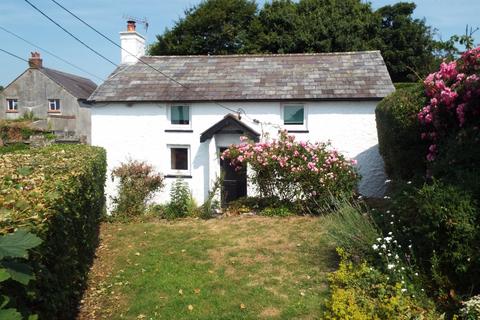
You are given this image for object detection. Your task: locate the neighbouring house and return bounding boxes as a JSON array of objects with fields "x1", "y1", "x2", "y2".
[
  {"x1": 0, "y1": 52, "x2": 97, "y2": 143},
  {"x1": 89, "y1": 21, "x2": 395, "y2": 206}
]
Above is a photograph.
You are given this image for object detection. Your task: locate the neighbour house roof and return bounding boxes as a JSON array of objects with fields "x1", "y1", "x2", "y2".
[
  {"x1": 200, "y1": 114, "x2": 260, "y2": 142},
  {"x1": 89, "y1": 51, "x2": 394, "y2": 103},
  {"x1": 39, "y1": 68, "x2": 97, "y2": 100}
]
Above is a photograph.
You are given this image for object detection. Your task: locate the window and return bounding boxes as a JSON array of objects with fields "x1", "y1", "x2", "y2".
[
  {"x1": 6, "y1": 99, "x2": 18, "y2": 112},
  {"x1": 169, "y1": 146, "x2": 190, "y2": 174},
  {"x1": 48, "y1": 99, "x2": 60, "y2": 112},
  {"x1": 170, "y1": 105, "x2": 190, "y2": 125},
  {"x1": 283, "y1": 105, "x2": 304, "y2": 125}
]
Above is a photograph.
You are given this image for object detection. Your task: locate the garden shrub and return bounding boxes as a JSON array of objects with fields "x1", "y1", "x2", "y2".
[
  {"x1": 199, "y1": 176, "x2": 222, "y2": 219},
  {"x1": 375, "y1": 83, "x2": 427, "y2": 179},
  {"x1": 111, "y1": 160, "x2": 164, "y2": 219},
  {"x1": 0, "y1": 145, "x2": 106, "y2": 319},
  {"x1": 324, "y1": 249, "x2": 439, "y2": 320},
  {"x1": 164, "y1": 179, "x2": 194, "y2": 220},
  {"x1": 390, "y1": 180, "x2": 480, "y2": 303},
  {"x1": 222, "y1": 131, "x2": 359, "y2": 214}
]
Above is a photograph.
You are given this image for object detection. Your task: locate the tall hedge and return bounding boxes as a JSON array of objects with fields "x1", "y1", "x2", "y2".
[
  {"x1": 375, "y1": 84, "x2": 427, "y2": 179},
  {"x1": 0, "y1": 145, "x2": 106, "y2": 319}
]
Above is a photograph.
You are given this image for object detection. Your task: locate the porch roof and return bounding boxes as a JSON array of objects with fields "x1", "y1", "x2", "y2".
[{"x1": 200, "y1": 114, "x2": 260, "y2": 143}]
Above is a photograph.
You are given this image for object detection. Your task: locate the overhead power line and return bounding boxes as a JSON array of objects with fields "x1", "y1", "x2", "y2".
[
  {"x1": 23, "y1": 0, "x2": 117, "y2": 67},
  {"x1": 48, "y1": 0, "x2": 248, "y2": 117},
  {"x1": 0, "y1": 25, "x2": 104, "y2": 81},
  {"x1": 0, "y1": 48, "x2": 29, "y2": 63}
]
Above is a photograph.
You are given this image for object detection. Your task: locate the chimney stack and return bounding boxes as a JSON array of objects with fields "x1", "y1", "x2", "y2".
[
  {"x1": 120, "y1": 20, "x2": 146, "y2": 65},
  {"x1": 28, "y1": 52, "x2": 43, "y2": 68}
]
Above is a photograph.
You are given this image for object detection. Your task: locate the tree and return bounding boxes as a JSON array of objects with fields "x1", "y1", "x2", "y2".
[
  {"x1": 149, "y1": 0, "x2": 444, "y2": 82},
  {"x1": 149, "y1": 0, "x2": 258, "y2": 55},
  {"x1": 376, "y1": 2, "x2": 437, "y2": 82}
]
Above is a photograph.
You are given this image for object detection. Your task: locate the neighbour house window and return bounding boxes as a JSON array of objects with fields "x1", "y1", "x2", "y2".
[
  {"x1": 6, "y1": 99, "x2": 18, "y2": 112},
  {"x1": 169, "y1": 145, "x2": 190, "y2": 174},
  {"x1": 283, "y1": 105, "x2": 305, "y2": 125},
  {"x1": 171, "y1": 105, "x2": 190, "y2": 125},
  {"x1": 48, "y1": 99, "x2": 61, "y2": 112}
]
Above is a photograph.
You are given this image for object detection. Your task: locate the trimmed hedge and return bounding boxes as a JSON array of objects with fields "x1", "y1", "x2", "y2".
[
  {"x1": 0, "y1": 145, "x2": 106, "y2": 319},
  {"x1": 376, "y1": 84, "x2": 427, "y2": 179}
]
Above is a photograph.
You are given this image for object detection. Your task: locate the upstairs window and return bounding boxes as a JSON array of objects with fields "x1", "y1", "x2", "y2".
[
  {"x1": 48, "y1": 99, "x2": 61, "y2": 112},
  {"x1": 6, "y1": 99, "x2": 18, "y2": 112},
  {"x1": 283, "y1": 105, "x2": 304, "y2": 125},
  {"x1": 171, "y1": 105, "x2": 190, "y2": 125}
]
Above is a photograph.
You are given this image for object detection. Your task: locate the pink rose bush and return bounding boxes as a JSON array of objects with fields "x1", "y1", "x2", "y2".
[
  {"x1": 418, "y1": 47, "x2": 480, "y2": 161},
  {"x1": 221, "y1": 131, "x2": 360, "y2": 213}
]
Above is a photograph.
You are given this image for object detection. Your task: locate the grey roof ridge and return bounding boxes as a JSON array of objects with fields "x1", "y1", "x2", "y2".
[{"x1": 143, "y1": 50, "x2": 382, "y2": 59}]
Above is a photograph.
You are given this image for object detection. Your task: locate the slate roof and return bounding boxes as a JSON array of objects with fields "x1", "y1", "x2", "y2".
[
  {"x1": 40, "y1": 68, "x2": 97, "y2": 100},
  {"x1": 90, "y1": 51, "x2": 394, "y2": 102}
]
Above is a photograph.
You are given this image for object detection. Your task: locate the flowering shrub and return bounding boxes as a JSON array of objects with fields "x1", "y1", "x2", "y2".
[
  {"x1": 460, "y1": 295, "x2": 480, "y2": 320},
  {"x1": 111, "y1": 160, "x2": 164, "y2": 219},
  {"x1": 221, "y1": 131, "x2": 359, "y2": 213},
  {"x1": 418, "y1": 47, "x2": 480, "y2": 162}
]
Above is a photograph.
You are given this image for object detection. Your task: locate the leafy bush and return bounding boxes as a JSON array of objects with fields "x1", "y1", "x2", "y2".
[
  {"x1": 0, "y1": 143, "x2": 28, "y2": 155},
  {"x1": 0, "y1": 145, "x2": 106, "y2": 318},
  {"x1": 0, "y1": 230, "x2": 42, "y2": 319},
  {"x1": 199, "y1": 176, "x2": 222, "y2": 219},
  {"x1": 222, "y1": 131, "x2": 359, "y2": 214},
  {"x1": 259, "y1": 206, "x2": 292, "y2": 217},
  {"x1": 376, "y1": 83, "x2": 427, "y2": 179},
  {"x1": 164, "y1": 179, "x2": 194, "y2": 220},
  {"x1": 390, "y1": 180, "x2": 480, "y2": 302},
  {"x1": 111, "y1": 160, "x2": 164, "y2": 219},
  {"x1": 324, "y1": 249, "x2": 439, "y2": 320},
  {"x1": 324, "y1": 199, "x2": 380, "y2": 260}
]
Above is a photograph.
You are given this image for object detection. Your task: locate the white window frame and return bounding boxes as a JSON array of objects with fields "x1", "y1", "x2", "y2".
[
  {"x1": 167, "y1": 145, "x2": 191, "y2": 176},
  {"x1": 6, "y1": 99, "x2": 18, "y2": 112},
  {"x1": 281, "y1": 103, "x2": 308, "y2": 131},
  {"x1": 48, "y1": 99, "x2": 61, "y2": 113},
  {"x1": 167, "y1": 104, "x2": 192, "y2": 130}
]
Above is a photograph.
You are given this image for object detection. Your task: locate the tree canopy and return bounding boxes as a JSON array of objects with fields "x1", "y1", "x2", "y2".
[{"x1": 149, "y1": 0, "x2": 460, "y2": 82}]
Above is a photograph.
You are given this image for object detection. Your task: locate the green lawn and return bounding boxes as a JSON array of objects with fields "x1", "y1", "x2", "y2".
[{"x1": 78, "y1": 216, "x2": 337, "y2": 320}]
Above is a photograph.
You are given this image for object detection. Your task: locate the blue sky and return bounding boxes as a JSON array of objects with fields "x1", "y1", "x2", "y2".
[{"x1": 0, "y1": 0, "x2": 479, "y2": 86}]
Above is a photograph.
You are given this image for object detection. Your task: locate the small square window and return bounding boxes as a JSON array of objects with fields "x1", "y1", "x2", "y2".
[
  {"x1": 171, "y1": 105, "x2": 190, "y2": 125},
  {"x1": 170, "y1": 147, "x2": 189, "y2": 171},
  {"x1": 6, "y1": 99, "x2": 18, "y2": 112},
  {"x1": 48, "y1": 99, "x2": 60, "y2": 112},
  {"x1": 283, "y1": 105, "x2": 304, "y2": 125}
]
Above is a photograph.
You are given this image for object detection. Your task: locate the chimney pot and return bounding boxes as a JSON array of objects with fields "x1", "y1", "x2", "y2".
[
  {"x1": 127, "y1": 20, "x2": 136, "y2": 32},
  {"x1": 28, "y1": 51, "x2": 43, "y2": 69}
]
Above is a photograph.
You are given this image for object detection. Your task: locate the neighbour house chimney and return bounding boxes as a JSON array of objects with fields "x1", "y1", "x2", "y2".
[
  {"x1": 28, "y1": 52, "x2": 43, "y2": 68},
  {"x1": 120, "y1": 20, "x2": 146, "y2": 65}
]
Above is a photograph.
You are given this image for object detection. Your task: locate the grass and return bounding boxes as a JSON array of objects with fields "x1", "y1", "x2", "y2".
[{"x1": 77, "y1": 216, "x2": 336, "y2": 320}]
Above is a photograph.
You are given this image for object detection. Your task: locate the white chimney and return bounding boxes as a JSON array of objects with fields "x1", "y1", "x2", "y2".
[{"x1": 120, "y1": 21, "x2": 145, "y2": 65}]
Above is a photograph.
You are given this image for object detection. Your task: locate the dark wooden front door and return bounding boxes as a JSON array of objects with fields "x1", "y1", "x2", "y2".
[{"x1": 220, "y1": 148, "x2": 247, "y2": 204}]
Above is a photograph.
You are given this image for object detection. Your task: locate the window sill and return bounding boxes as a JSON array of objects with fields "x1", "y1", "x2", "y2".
[
  {"x1": 165, "y1": 129, "x2": 194, "y2": 133},
  {"x1": 165, "y1": 174, "x2": 193, "y2": 179},
  {"x1": 287, "y1": 130, "x2": 309, "y2": 133},
  {"x1": 48, "y1": 111, "x2": 61, "y2": 114},
  {"x1": 5, "y1": 111, "x2": 19, "y2": 113}
]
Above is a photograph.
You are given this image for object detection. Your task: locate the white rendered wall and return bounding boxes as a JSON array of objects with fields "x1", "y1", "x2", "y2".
[{"x1": 91, "y1": 101, "x2": 386, "y2": 209}]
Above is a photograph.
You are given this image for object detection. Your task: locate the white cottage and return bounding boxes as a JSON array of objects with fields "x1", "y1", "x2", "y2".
[{"x1": 89, "y1": 22, "x2": 395, "y2": 206}]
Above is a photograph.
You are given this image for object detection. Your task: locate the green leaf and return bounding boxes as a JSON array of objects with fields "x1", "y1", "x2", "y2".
[
  {"x1": 0, "y1": 308, "x2": 22, "y2": 320},
  {"x1": 0, "y1": 268, "x2": 11, "y2": 282},
  {"x1": 0, "y1": 295, "x2": 10, "y2": 309},
  {"x1": 0, "y1": 230, "x2": 42, "y2": 259},
  {"x1": 2, "y1": 261, "x2": 34, "y2": 285},
  {"x1": 28, "y1": 315, "x2": 39, "y2": 320},
  {"x1": 16, "y1": 166, "x2": 33, "y2": 176}
]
